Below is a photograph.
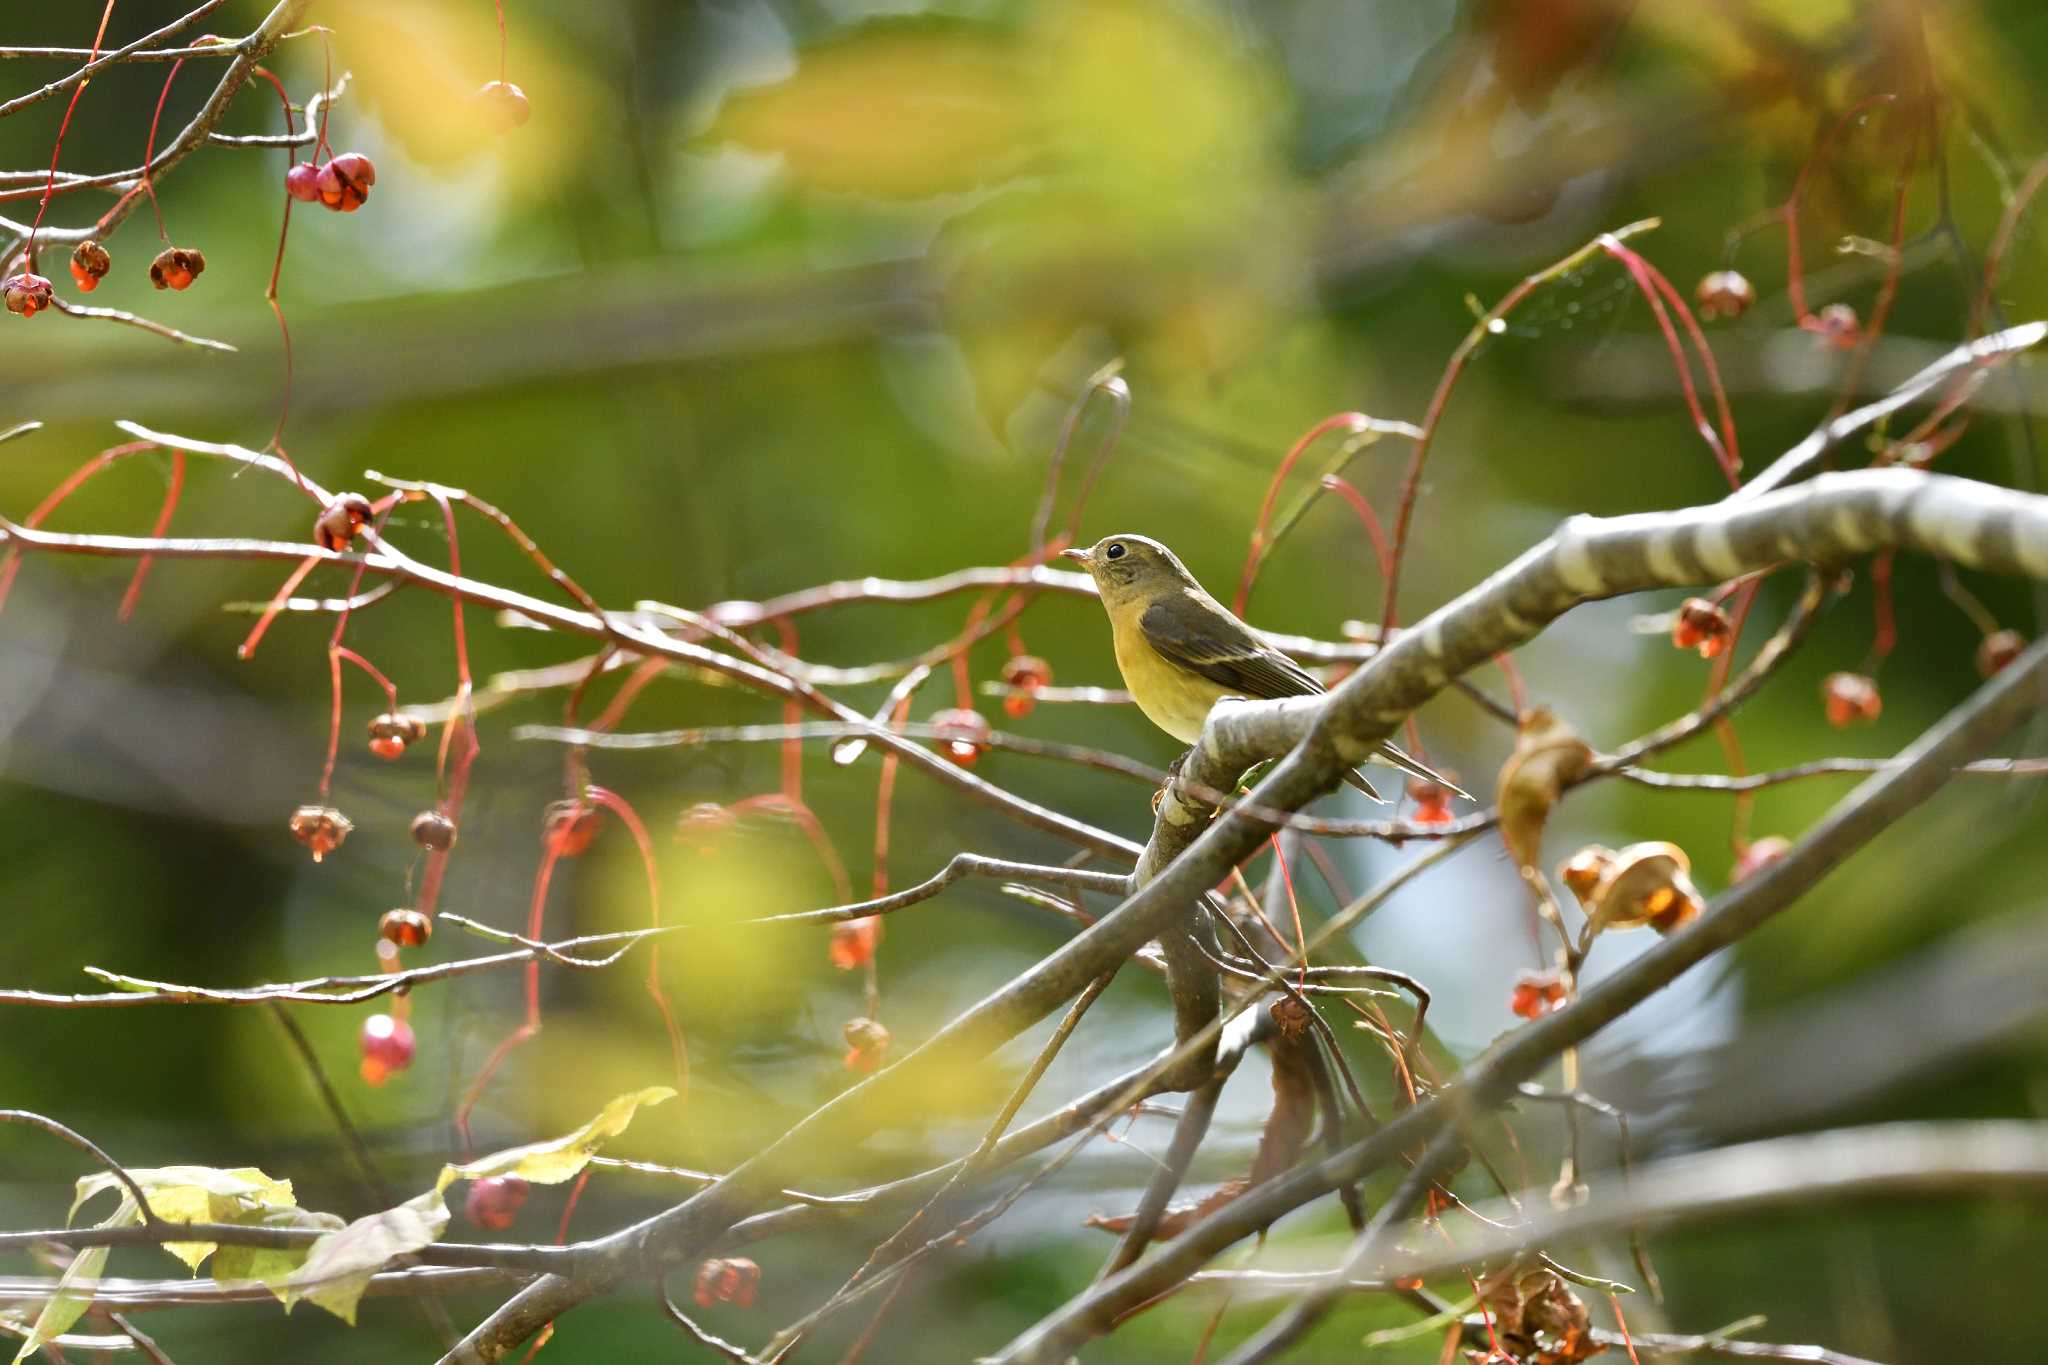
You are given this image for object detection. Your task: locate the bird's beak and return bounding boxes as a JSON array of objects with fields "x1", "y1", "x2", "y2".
[{"x1": 1059, "y1": 547, "x2": 1090, "y2": 565}]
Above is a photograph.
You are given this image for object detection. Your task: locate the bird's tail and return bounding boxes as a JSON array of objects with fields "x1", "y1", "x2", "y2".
[{"x1": 1368, "y1": 742, "x2": 1473, "y2": 801}]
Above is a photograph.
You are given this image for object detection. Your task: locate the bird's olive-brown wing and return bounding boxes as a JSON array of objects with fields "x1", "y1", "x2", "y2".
[{"x1": 1137, "y1": 591, "x2": 1324, "y2": 700}]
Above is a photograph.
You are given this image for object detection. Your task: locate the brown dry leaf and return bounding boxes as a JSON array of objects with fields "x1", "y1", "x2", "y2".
[{"x1": 1496, "y1": 707, "x2": 1593, "y2": 875}]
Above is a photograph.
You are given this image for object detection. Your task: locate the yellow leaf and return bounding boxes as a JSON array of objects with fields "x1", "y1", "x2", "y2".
[
  {"x1": 283, "y1": 1190, "x2": 449, "y2": 1326},
  {"x1": 438, "y1": 1086, "x2": 677, "y2": 1193},
  {"x1": 714, "y1": 23, "x2": 1033, "y2": 198},
  {"x1": 71, "y1": 1166, "x2": 297, "y2": 1274}
]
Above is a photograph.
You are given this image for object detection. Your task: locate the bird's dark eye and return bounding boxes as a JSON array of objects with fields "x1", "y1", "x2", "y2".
[{"x1": 1105, "y1": 542, "x2": 1126, "y2": 561}]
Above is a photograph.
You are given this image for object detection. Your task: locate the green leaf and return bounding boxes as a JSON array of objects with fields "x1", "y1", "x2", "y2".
[
  {"x1": 212, "y1": 1207, "x2": 347, "y2": 1303},
  {"x1": 283, "y1": 1188, "x2": 450, "y2": 1325},
  {"x1": 436, "y1": 1086, "x2": 676, "y2": 1193},
  {"x1": 12, "y1": 1193, "x2": 135, "y2": 1363}
]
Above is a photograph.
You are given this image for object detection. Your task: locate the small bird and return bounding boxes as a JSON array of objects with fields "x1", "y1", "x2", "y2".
[{"x1": 1061, "y1": 533, "x2": 1466, "y2": 803}]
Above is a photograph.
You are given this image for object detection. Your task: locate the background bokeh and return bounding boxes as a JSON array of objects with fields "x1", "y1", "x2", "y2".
[{"x1": 4, "y1": 1, "x2": 2047, "y2": 1360}]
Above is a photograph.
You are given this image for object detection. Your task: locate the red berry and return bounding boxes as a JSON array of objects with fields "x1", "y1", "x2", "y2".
[
  {"x1": 675, "y1": 801, "x2": 736, "y2": 855},
  {"x1": 1671, "y1": 597, "x2": 1732, "y2": 658},
  {"x1": 693, "y1": 1257, "x2": 761, "y2": 1309},
  {"x1": 1509, "y1": 969, "x2": 1566, "y2": 1020},
  {"x1": 1811, "y1": 302, "x2": 1859, "y2": 350},
  {"x1": 69, "y1": 241, "x2": 110, "y2": 293},
  {"x1": 1695, "y1": 269, "x2": 1756, "y2": 321},
  {"x1": 316, "y1": 153, "x2": 375, "y2": 212},
  {"x1": 358, "y1": 1013, "x2": 415, "y2": 1085},
  {"x1": 829, "y1": 915, "x2": 880, "y2": 970},
  {"x1": 378, "y1": 907, "x2": 433, "y2": 948},
  {"x1": 476, "y1": 80, "x2": 532, "y2": 132},
  {"x1": 1821, "y1": 672, "x2": 1881, "y2": 728},
  {"x1": 931, "y1": 707, "x2": 990, "y2": 765},
  {"x1": 542, "y1": 799, "x2": 602, "y2": 858},
  {"x1": 1977, "y1": 629, "x2": 2025, "y2": 679},
  {"x1": 314, "y1": 492, "x2": 375, "y2": 551},
  {"x1": 1732, "y1": 835, "x2": 1792, "y2": 883},
  {"x1": 146, "y1": 246, "x2": 205, "y2": 292},
  {"x1": 285, "y1": 161, "x2": 322, "y2": 202},
  {"x1": 411, "y1": 809, "x2": 458, "y2": 852},
  {"x1": 289, "y1": 804, "x2": 352, "y2": 862},
  {"x1": 464, "y1": 1175, "x2": 529, "y2": 1231},
  {"x1": 999, "y1": 655, "x2": 1051, "y2": 718},
  {"x1": 3, "y1": 272, "x2": 53, "y2": 317}
]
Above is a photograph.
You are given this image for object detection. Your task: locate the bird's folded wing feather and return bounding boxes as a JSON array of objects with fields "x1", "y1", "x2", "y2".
[
  {"x1": 1138, "y1": 591, "x2": 1323, "y2": 699},
  {"x1": 1139, "y1": 591, "x2": 1472, "y2": 801}
]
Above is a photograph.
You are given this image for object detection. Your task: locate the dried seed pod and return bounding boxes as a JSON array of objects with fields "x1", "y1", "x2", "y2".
[
  {"x1": 1812, "y1": 302, "x2": 1859, "y2": 350},
  {"x1": 1558, "y1": 845, "x2": 1615, "y2": 902},
  {"x1": 931, "y1": 707, "x2": 991, "y2": 765},
  {"x1": 693, "y1": 1257, "x2": 761, "y2": 1309},
  {"x1": 314, "y1": 492, "x2": 375, "y2": 551},
  {"x1": 1405, "y1": 776, "x2": 1458, "y2": 827},
  {"x1": 378, "y1": 908, "x2": 433, "y2": 948},
  {"x1": 3, "y1": 272, "x2": 54, "y2": 317},
  {"x1": 316, "y1": 152, "x2": 376, "y2": 212},
  {"x1": 69, "y1": 241, "x2": 111, "y2": 292},
  {"x1": 367, "y1": 711, "x2": 427, "y2": 759},
  {"x1": 1581, "y1": 840, "x2": 1703, "y2": 934},
  {"x1": 147, "y1": 246, "x2": 205, "y2": 291},
  {"x1": 1977, "y1": 629, "x2": 2025, "y2": 679},
  {"x1": 410, "y1": 809, "x2": 457, "y2": 852},
  {"x1": 842, "y1": 1017, "x2": 891, "y2": 1073},
  {"x1": 289, "y1": 804, "x2": 352, "y2": 862},
  {"x1": 1695, "y1": 269, "x2": 1756, "y2": 321},
  {"x1": 1671, "y1": 597, "x2": 1732, "y2": 658},
  {"x1": 1821, "y1": 672, "x2": 1881, "y2": 728},
  {"x1": 675, "y1": 801, "x2": 735, "y2": 855},
  {"x1": 999, "y1": 654, "x2": 1052, "y2": 718},
  {"x1": 542, "y1": 799, "x2": 602, "y2": 857}
]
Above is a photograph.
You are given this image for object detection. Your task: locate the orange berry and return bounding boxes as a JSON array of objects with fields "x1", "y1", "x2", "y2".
[
  {"x1": 288, "y1": 804, "x2": 352, "y2": 862},
  {"x1": 1695, "y1": 269, "x2": 1756, "y2": 321},
  {"x1": 1821, "y1": 672, "x2": 1881, "y2": 728}
]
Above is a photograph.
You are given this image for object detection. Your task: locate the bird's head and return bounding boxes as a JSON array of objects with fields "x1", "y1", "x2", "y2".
[{"x1": 1061, "y1": 534, "x2": 1194, "y2": 609}]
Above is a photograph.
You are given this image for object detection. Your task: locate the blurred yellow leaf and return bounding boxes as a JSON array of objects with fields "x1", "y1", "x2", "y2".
[
  {"x1": 437, "y1": 1085, "x2": 677, "y2": 1192},
  {"x1": 715, "y1": 23, "x2": 1034, "y2": 198}
]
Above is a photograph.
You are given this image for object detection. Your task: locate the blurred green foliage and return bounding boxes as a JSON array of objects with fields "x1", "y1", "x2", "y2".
[{"x1": 3, "y1": 0, "x2": 2047, "y2": 1359}]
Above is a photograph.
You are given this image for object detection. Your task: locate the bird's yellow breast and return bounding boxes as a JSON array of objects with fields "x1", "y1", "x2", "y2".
[{"x1": 1110, "y1": 611, "x2": 1230, "y2": 745}]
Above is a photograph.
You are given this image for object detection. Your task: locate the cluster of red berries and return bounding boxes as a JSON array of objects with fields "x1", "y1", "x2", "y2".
[
  {"x1": 931, "y1": 707, "x2": 991, "y2": 765},
  {"x1": 694, "y1": 1257, "x2": 761, "y2": 1309},
  {"x1": 464, "y1": 1175, "x2": 530, "y2": 1231},
  {"x1": 1670, "y1": 597, "x2": 1732, "y2": 658},
  {"x1": 829, "y1": 915, "x2": 880, "y2": 970},
  {"x1": 286, "y1": 152, "x2": 377, "y2": 213},
  {"x1": 1821, "y1": 672, "x2": 1881, "y2": 727},
  {"x1": 1509, "y1": 969, "x2": 1566, "y2": 1020},
  {"x1": 999, "y1": 654, "x2": 1052, "y2": 718},
  {"x1": 358, "y1": 1012, "x2": 415, "y2": 1085},
  {"x1": 1405, "y1": 776, "x2": 1457, "y2": 827}
]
